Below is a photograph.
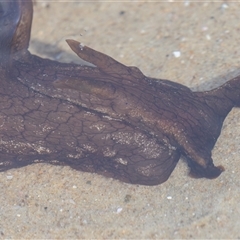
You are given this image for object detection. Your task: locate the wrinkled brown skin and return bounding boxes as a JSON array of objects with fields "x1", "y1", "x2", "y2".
[{"x1": 0, "y1": 0, "x2": 239, "y2": 185}]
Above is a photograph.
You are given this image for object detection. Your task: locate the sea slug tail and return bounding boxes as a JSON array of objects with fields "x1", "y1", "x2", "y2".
[{"x1": 197, "y1": 75, "x2": 240, "y2": 118}]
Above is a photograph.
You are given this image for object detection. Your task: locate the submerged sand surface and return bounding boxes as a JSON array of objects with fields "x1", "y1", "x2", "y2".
[{"x1": 0, "y1": 1, "x2": 240, "y2": 239}]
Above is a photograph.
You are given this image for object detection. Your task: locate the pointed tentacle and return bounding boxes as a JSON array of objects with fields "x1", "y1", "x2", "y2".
[
  {"x1": 11, "y1": 0, "x2": 33, "y2": 56},
  {"x1": 66, "y1": 39, "x2": 145, "y2": 80}
]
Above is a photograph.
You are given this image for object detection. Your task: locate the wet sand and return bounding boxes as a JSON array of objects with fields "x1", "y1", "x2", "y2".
[{"x1": 0, "y1": 1, "x2": 240, "y2": 239}]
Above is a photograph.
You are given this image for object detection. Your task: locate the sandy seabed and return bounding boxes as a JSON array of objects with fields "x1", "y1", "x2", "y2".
[{"x1": 0, "y1": 1, "x2": 240, "y2": 239}]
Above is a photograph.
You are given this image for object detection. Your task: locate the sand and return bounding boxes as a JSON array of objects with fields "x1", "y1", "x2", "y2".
[{"x1": 0, "y1": 1, "x2": 240, "y2": 239}]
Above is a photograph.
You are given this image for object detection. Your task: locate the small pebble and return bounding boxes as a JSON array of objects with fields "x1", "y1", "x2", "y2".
[
  {"x1": 173, "y1": 51, "x2": 181, "y2": 58},
  {"x1": 221, "y1": 3, "x2": 228, "y2": 9},
  {"x1": 206, "y1": 34, "x2": 211, "y2": 40},
  {"x1": 116, "y1": 207, "x2": 123, "y2": 214}
]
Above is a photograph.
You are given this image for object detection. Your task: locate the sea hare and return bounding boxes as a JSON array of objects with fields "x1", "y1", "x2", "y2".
[{"x1": 0, "y1": 0, "x2": 239, "y2": 185}]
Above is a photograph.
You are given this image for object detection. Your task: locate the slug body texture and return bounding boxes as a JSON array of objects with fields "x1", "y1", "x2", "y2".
[{"x1": 0, "y1": 0, "x2": 239, "y2": 185}]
